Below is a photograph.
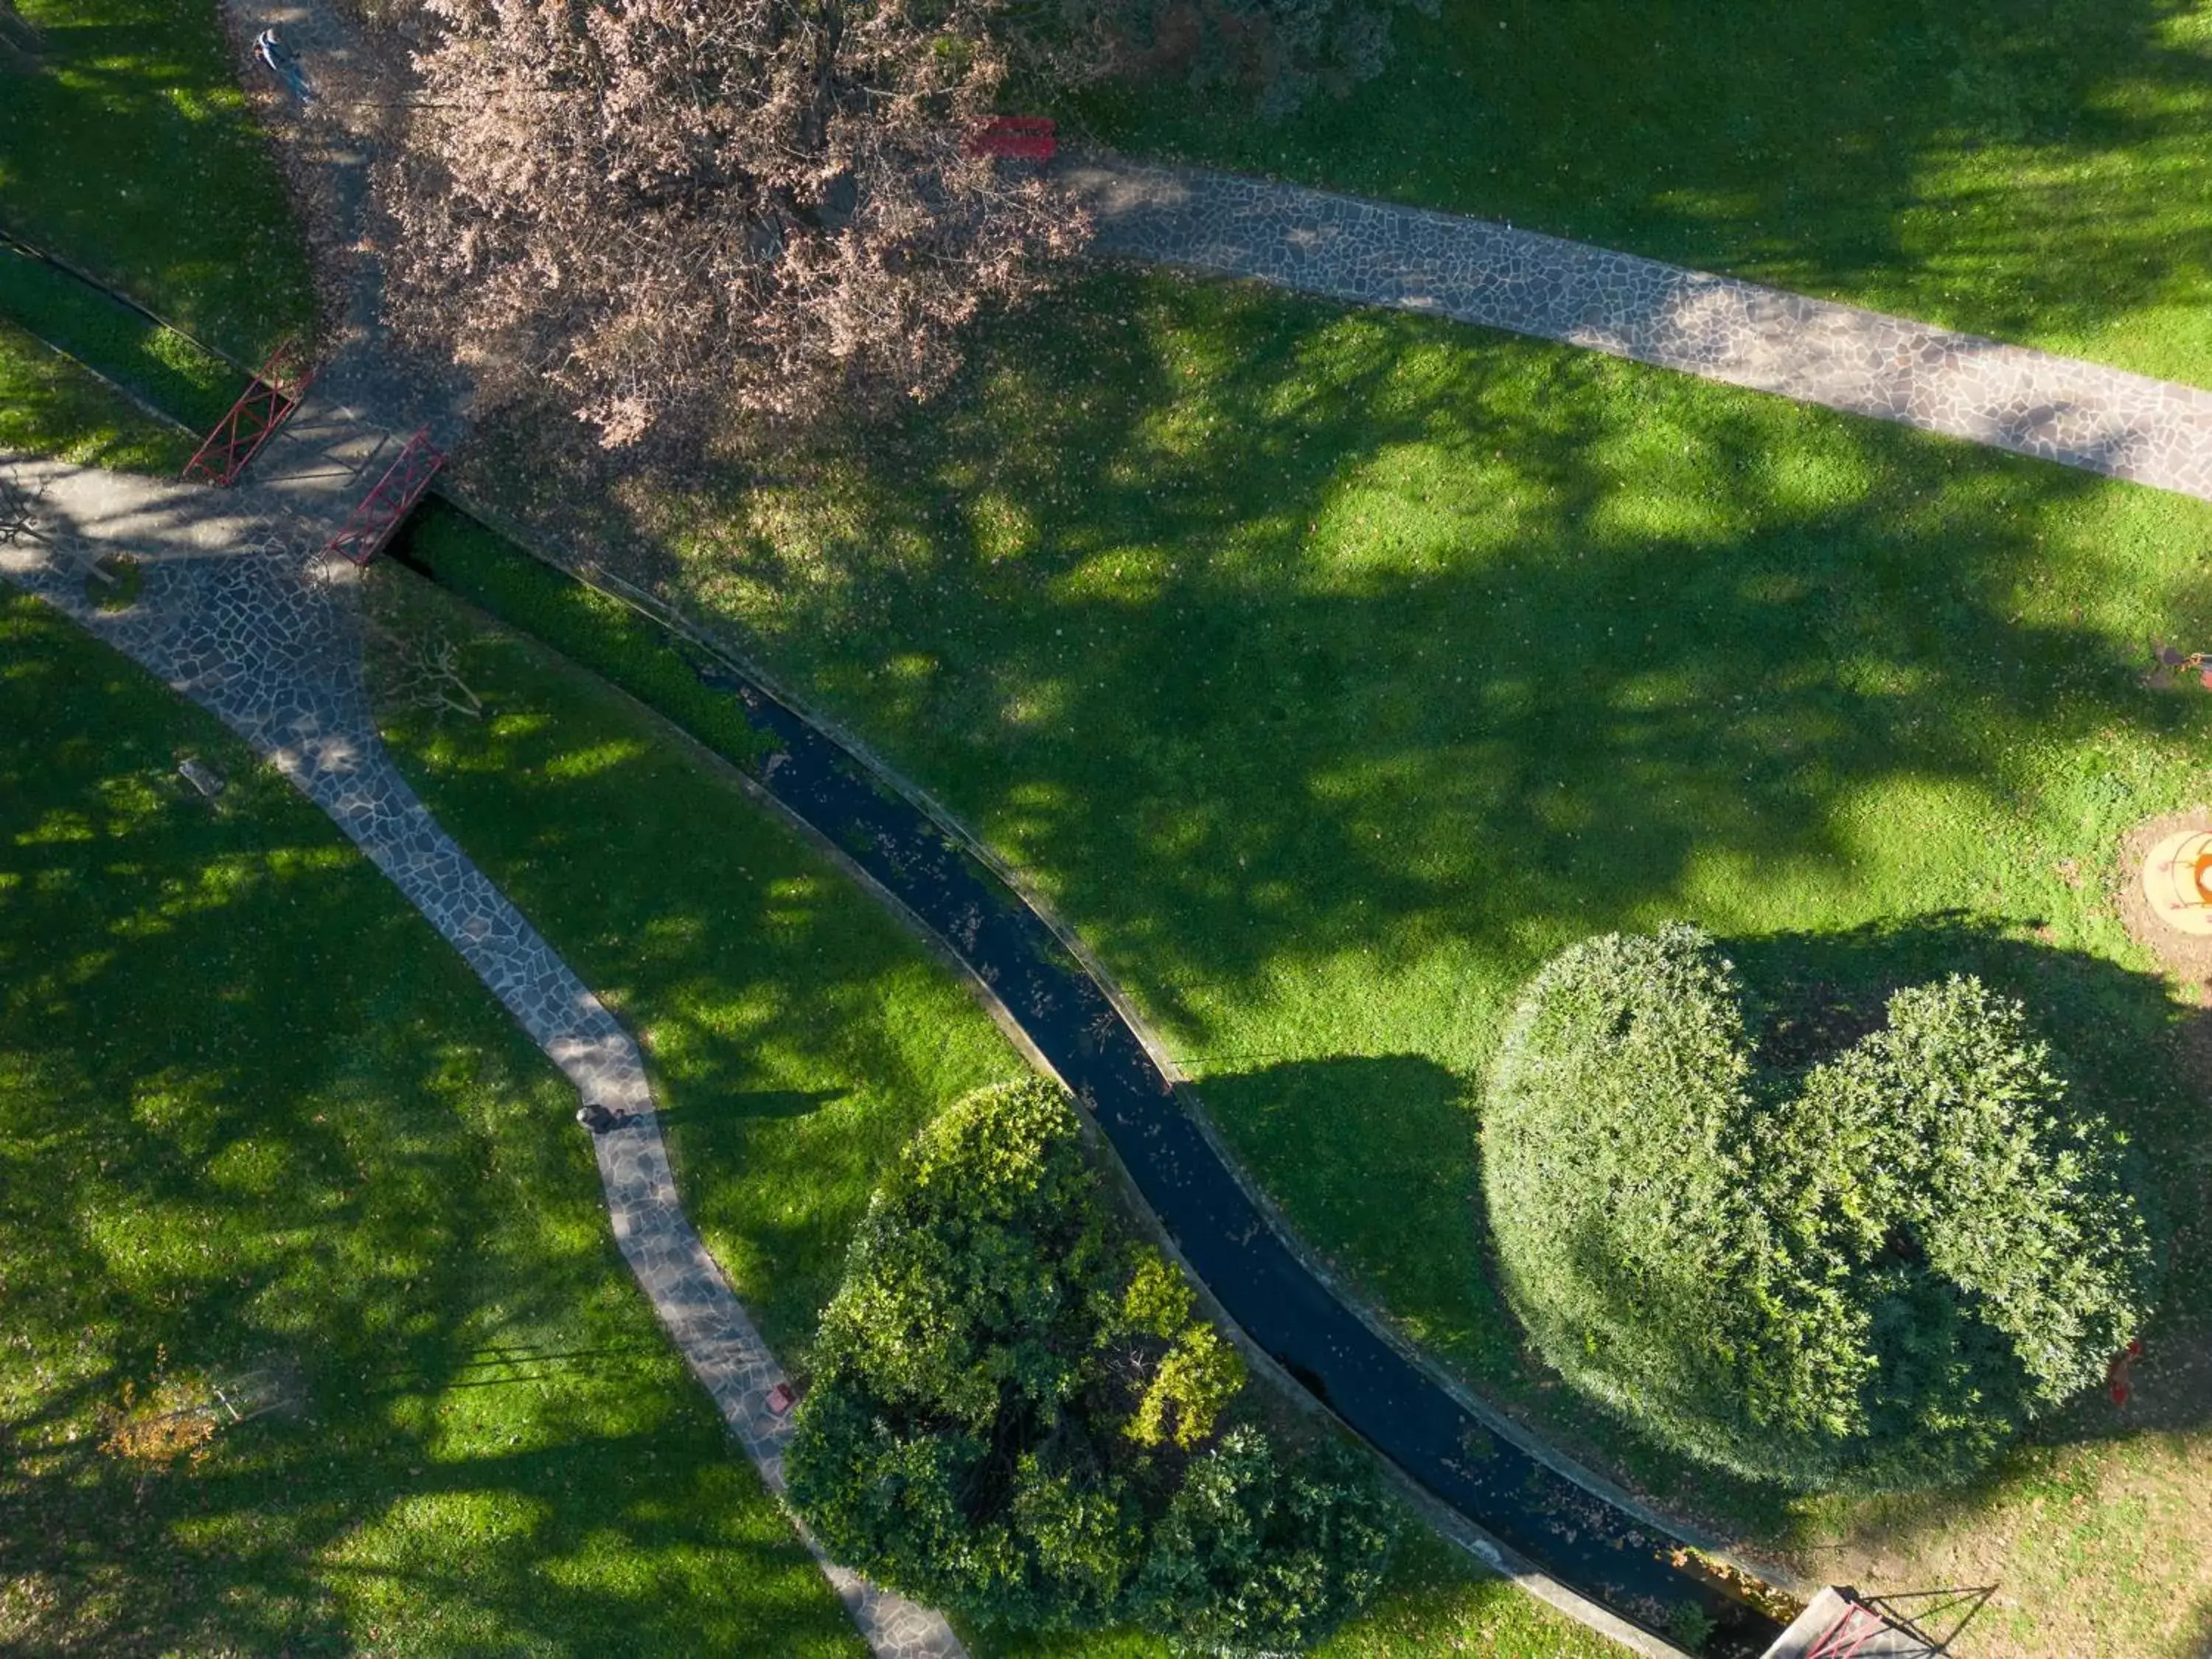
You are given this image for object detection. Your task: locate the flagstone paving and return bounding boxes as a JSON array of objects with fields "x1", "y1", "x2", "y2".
[
  {"x1": 1068, "y1": 157, "x2": 2212, "y2": 504},
  {"x1": 0, "y1": 455, "x2": 967, "y2": 1659}
]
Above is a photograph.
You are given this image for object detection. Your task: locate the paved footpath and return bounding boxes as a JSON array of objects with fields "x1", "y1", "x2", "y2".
[
  {"x1": 0, "y1": 458, "x2": 964, "y2": 1659},
  {"x1": 29, "y1": 0, "x2": 965, "y2": 1644},
  {"x1": 1069, "y1": 158, "x2": 2212, "y2": 503}
]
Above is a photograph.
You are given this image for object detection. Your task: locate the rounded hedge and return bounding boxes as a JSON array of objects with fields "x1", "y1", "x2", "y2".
[
  {"x1": 787, "y1": 1077, "x2": 1397, "y2": 1650},
  {"x1": 1481, "y1": 925, "x2": 2158, "y2": 1490}
]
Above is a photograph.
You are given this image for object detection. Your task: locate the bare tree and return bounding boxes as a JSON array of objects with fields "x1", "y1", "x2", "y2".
[
  {"x1": 0, "y1": 465, "x2": 50, "y2": 548},
  {"x1": 366, "y1": 615, "x2": 487, "y2": 720},
  {"x1": 375, "y1": 0, "x2": 1090, "y2": 448}
]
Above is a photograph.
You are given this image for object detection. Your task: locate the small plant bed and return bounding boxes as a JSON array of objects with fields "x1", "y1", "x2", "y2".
[
  {"x1": 0, "y1": 594, "x2": 863, "y2": 1655},
  {"x1": 499, "y1": 266, "x2": 2212, "y2": 1655},
  {"x1": 364, "y1": 555, "x2": 1635, "y2": 1658},
  {"x1": 0, "y1": 0, "x2": 313, "y2": 357},
  {"x1": 85, "y1": 552, "x2": 142, "y2": 611},
  {"x1": 0, "y1": 321, "x2": 192, "y2": 472},
  {"x1": 1060, "y1": 0, "x2": 2212, "y2": 387}
]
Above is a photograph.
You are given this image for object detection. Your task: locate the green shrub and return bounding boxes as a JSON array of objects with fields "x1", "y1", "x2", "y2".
[
  {"x1": 1130, "y1": 1427, "x2": 1396, "y2": 1656},
  {"x1": 1482, "y1": 925, "x2": 2157, "y2": 1491},
  {"x1": 787, "y1": 1077, "x2": 1396, "y2": 1649}
]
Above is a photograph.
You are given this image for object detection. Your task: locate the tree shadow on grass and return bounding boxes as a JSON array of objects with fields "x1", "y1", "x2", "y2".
[
  {"x1": 518, "y1": 264, "x2": 2212, "y2": 1063},
  {"x1": 1189, "y1": 919, "x2": 2211, "y2": 1550},
  {"x1": 0, "y1": 1, "x2": 312, "y2": 355},
  {"x1": 0, "y1": 597, "x2": 856, "y2": 1658}
]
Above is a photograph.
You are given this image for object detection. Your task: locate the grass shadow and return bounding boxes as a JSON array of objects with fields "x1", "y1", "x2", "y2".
[
  {"x1": 0, "y1": 0, "x2": 313, "y2": 355},
  {"x1": 1059, "y1": 0, "x2": 2212, "y2": 383},
  {"x1": 0, "y1": 592, "x2": 860, "y2": 1657}
]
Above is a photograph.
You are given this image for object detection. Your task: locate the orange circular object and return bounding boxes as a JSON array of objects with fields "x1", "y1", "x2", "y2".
[{"x1": 2140, "y1": 830, "x2": 2212, "y2": 935}]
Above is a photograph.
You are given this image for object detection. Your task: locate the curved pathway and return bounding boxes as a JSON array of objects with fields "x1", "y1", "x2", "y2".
[
  {"x1": 0, "y1": 457, "x2": 964, "y2": 1659},
  {"x1": 1068, "y1": 157, "x2": 2212, "y2": 503}
]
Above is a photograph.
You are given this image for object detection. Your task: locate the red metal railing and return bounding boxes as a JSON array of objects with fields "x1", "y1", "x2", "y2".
[
  {"x1": 964, "y1": 115, "x2": 1056, "y2": 161},
  {"x1": 181, "y1": 338, "x2": 314, "y2": 487},
  {"x1": 323, "y1": 429, "x2": 445, "y2": 566},
  {"x1": 1804, "y1": 1601, "x2": 1893, "y2": 1659}
]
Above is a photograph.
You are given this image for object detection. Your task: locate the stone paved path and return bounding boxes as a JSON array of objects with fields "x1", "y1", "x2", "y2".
[
  {"x1": 0, "y1": 456, "x2": 964, "y2": 1659},
  {"x1": 32, "y1": 1, "x2": 964, "y2": 1641},
  {"x1": 1069, "y1": 158, "x2": 2212, "y2": 502}
]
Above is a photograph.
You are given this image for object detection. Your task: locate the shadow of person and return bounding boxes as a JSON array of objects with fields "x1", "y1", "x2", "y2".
[{"x1": 647, "y1": 1085, "x2": 848, "y2": 1127}]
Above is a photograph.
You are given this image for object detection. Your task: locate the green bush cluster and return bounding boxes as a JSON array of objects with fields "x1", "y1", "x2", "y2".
[
  {"x1": 787, "y1": 1077, "x2": 1395, "y2": 1652},
  {"x1": 1481, "y1": 925, "x2": 2157, "y2": 1492}
]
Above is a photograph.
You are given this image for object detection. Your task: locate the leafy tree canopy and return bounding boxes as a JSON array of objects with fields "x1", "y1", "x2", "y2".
[
  {"x1": 787, "y1": 1077, "x2": 1394, "y2": 1649},
  {"x1": 1482, "y1": 925, "x2": 2159, "y2": 1490}
]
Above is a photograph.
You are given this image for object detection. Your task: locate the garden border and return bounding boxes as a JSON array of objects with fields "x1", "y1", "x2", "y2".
[{"x1": 425, "y1": 478, "x2": 1803, "y2": 1654}]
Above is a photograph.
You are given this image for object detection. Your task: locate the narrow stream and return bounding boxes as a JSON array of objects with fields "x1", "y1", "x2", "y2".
[{"x1": 392, "y1": 537, "x2": 1784, "y2": 1658}]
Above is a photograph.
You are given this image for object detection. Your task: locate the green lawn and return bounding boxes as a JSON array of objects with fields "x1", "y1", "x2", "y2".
[
  {"x1": 0, "y1": 593, "x2": 863, "y2": 1656},
  {"x1": 364, "y1": 563, "x2": 1025, "y2": 1357},
  {"x1": 0, "y1": 0, "x2": 313, "y2": 357},
  {"x1": 0, "y1": 245, "x2": 242, "y2": 435},
  {"x1": 516, "y1": 266, "x2": 2212, "y2": 1654},
  {"x1": 361, "y1": 560, "x2": 1631, "y2": 1657},
  {"x1": 1063, "y1": 0, "x2": 2212, "y2": 386},
  {"x1": 0, "y1": 320, "x2": 192, "y2": 471}
]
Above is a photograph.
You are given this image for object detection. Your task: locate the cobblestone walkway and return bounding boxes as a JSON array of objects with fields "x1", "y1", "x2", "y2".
[
  {"x1": 1069, "y1": 158, "x2": 2212, "y2": 501},
  {"x1": 0, "y1": 457, "x2": 964, "y2": 1659}
]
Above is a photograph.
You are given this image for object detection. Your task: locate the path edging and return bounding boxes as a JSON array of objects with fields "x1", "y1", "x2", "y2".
[{"x1": 422, "y1": 480, "x2": 1787, "y2": 1650}]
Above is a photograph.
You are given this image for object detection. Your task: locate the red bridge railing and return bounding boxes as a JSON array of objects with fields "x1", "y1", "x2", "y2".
[
  {"x1": 323, "y1": 429, "x2": 445, "y2": 566},
  {"x1": 181, "y1": 338, "x2": 315, "y2": 487},
  {"x1": 964, "y1": 116, "x2": 1056, "y2": 161}
]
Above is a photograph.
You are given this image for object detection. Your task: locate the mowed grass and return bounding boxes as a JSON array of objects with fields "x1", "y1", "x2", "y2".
[
  {"x1": 363, "y1": 559, "x2": 1629, "y2": 1659},
  {"x1": 1065, "y1": 0, "x2": 2212, "y2": 386},
  {"x1": 0, "y1": 244, "x2": 247, "y2": 434},
  {"x1": 0, "y1": 0, "x2": 312, "y2": 356},
  {"x1": 0, "y1": 595, "x2": 863, "y2": 1656},
  {"x1": 577, "y1": 268, "x2": 2212, "y2": 1655},
  {"x1": 364, "y1": 566, "x2": 1023, "y2": 1357},
  {"x1": 0, "y1": 320, "x2": 192, "y2": 471}
]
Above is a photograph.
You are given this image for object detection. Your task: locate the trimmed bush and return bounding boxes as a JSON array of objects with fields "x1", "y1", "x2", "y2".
[
  {"x1": 1130, "y1": 1427, "x2": 1397, "y2": 1656},
  {"x1": 1482, "y1": 925, "x2": 2157, "y2": 1490},
  {"x1": 787, "y1": 1077, "x2": 1395, "y2": 1648}
]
